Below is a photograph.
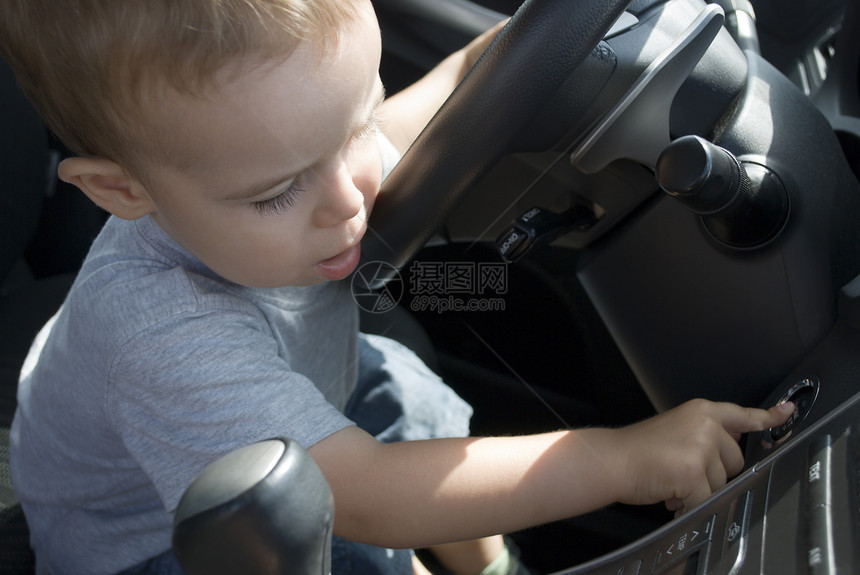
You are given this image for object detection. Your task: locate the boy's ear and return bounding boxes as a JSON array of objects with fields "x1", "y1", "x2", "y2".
[{"x1": 58, "y1": 157, "x2": 156, "y2": 220}]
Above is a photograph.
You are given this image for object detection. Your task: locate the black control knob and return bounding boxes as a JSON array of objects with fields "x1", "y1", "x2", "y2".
[
  {"x1": 173, "y1": 439, "x2": 334, "y2": 575},
  {"x1": 657, "y1": 134, "x2": 749, "y2": 215},
  {"x1": 656, "y1": 135, "x2": 789, "y2": 249}
]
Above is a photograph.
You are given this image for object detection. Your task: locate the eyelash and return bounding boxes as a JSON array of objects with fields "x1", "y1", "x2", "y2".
[
  {"x1": 252, "y1": 119, "x2": 377, "y2": 217},
  {"x1": 352, "y1": 118, "x2": 378, "y2": 141},
  {"x1": 254, "y1": 179, "x2": 306, "y2": 217}
]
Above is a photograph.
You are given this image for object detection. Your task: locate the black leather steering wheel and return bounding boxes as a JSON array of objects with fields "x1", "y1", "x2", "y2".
[{"x1": 362, "y1": 0, "x2": 632, "y2": 283}]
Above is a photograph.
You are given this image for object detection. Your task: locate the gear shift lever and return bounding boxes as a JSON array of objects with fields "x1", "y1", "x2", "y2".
[{"x1": 172, "y1": 438, "x2": 334, "y2": 575}]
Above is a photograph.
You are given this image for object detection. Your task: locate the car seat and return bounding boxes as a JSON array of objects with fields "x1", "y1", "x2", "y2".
[
  {"x1": 0, "y1": 54, "x2": 108, "y2": 574},
  {"x1": 0, "y1": 55, "x2": 56, "y2": 575}
]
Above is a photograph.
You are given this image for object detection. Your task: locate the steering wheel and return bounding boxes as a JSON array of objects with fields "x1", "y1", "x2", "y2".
[{"x1": 362, "y1": 0, "x2": 633, "y2": 282}]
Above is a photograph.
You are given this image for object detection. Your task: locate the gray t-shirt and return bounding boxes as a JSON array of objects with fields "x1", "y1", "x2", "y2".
[{"x1": 11, "y1": 134, "x2": 402, "y2": 574}]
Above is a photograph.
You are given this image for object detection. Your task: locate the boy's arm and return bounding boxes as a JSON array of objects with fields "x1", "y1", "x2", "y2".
[
  {"x1": 376, "y1": 20, "x2": 508, "y2": 154},
  {"x1": 307, "y1": 399, "x2": 793, "y2": 549}
]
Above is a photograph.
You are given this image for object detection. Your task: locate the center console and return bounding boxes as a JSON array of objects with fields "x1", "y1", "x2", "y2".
[
  {"x1": 557, "y1": 391, "x2": 859, "y2": 574},
  {"x1": 560, "y1": 392, "x2": 859, "y2": 574},
  {"x1": 556, "y1": 293, "x2": 860, "y2": 574}
]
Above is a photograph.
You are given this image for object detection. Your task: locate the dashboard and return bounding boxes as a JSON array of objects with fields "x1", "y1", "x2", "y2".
[{"x1": 556, "y1": 297, "x2": 860, "y2": 574}]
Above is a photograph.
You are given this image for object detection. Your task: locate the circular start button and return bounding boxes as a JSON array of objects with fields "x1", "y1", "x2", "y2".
[{"x1": 763, "y1": 378, "x2": 819, "y2": 445}]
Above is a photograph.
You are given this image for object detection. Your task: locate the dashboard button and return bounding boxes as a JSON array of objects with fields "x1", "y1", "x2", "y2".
[
  {"x1": 652, "y1": 516, "x2": 714, "y2": 572},
  {"x1": 721, "y1": 491, "x2": 751, "y2": 574}
]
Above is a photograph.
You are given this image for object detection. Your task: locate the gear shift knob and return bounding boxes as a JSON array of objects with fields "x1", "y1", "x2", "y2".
[{"x1": 173, "y1": 438, "x2": 334, "y2": 575}]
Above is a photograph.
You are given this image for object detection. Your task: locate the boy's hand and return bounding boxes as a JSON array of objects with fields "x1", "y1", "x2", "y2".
[{"x1": 609, "y1": 399, "x2": 794, "y2": 515}]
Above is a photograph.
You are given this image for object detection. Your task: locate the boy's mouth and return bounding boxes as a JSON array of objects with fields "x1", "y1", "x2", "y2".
[{"x1": 317, "y1": 244, "x2": 362, "y2": 281}]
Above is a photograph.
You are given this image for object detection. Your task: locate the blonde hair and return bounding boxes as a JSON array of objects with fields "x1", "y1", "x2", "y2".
[{"x1": 0, "y1": 0, "x2": 364, "y2": 182}]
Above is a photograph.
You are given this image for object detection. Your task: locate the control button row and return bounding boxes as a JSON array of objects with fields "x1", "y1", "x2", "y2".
[
  {"x1": 806, "y1": 435, "x2": 836, "y2": 575},
  {"x1": 652, "y1": 515, "x2": 715, "y2": 572}
]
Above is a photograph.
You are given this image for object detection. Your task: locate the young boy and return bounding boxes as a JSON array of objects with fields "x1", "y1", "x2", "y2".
[{"x1": 0, "y1": 1, "x2": 793, "y2": 574}]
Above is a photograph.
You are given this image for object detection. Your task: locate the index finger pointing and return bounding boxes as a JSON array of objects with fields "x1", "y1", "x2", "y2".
[{"x1": 719, "y1": 401, "x2": 795, "y2": 435}]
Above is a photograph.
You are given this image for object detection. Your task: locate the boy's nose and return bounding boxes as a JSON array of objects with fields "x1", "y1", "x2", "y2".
[{"x1": 312, "y1": 162, "x2": 366, "y2": 228}]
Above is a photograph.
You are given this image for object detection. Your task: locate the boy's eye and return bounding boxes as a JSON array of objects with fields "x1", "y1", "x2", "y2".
[
  {"x1": 254, "y1": 179, "x2": 306, "y2": 216},
  {"x1": 351, "y1": 116, "x2": 378, "y2": 141},
  {"x1": 251, "y1": 118, "x2": 375, "y2": 218}
]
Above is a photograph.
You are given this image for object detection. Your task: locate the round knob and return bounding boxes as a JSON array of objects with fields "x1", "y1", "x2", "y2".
[
  {"x1": 656, "y1": 135, "x2": 789, "y2": 249},
  {"x1": 656, "y1": 135, "x2": 750, "y2": 215}
]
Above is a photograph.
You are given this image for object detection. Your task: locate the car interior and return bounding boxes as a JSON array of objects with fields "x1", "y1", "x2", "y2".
[{"x1": 1, "y1": 0, "x2": 859, "y2": 573}]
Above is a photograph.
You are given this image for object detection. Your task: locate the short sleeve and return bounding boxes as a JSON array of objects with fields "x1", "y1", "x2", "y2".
[{"x1": 106, "y1": 306, "x2": 353, "y2": 512}]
